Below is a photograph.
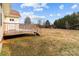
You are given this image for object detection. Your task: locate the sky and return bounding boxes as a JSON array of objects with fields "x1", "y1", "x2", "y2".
[{"x1": 11, "y1": 3, "x2": 79, "y2": 24}]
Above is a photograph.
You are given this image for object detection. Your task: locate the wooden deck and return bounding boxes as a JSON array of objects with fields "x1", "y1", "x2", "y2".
[
  {"x1": 4, "y1": 30, "x2": 24, "y2": 36},
  {"x1": 4, "y1": 29, "x2": 40, "y2": 36},
  {"x1": 3, "y1": 24, "x2": 40, "y2": 36}
]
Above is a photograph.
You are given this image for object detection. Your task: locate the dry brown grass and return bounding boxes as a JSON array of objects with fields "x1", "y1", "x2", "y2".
[{"x1": 0, "y1": 28, "x2": 79, "y2": 56}]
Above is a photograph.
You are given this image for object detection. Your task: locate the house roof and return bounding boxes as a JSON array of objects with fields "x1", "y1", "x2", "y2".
[{"x1": 10, "y1": 10, "x2": 20, "y2": 17}]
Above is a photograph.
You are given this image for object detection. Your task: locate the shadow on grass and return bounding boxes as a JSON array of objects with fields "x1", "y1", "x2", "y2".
[
  {"x1": 8, "y1": 43, "x2": 36, "y2": 56},
  {"x1": 2, "y1": 39, "x2": 54, "y2": 56},
  {"x1": 3, "y1": 34, "x2": 35, "y2": 40}
]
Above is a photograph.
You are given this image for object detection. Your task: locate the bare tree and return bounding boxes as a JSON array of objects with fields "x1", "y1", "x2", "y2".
[{"x1": 65, "y1": 21, "x2": 70, "y2": 29}]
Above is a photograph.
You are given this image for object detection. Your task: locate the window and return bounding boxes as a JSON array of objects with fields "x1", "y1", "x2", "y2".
[
  {"x1": 10, "y1": 19, "x2": 14, "y2": 21},
  {"x1": 12, "y1": 19, "x2": 14, "y2": 21},
  {"x1": 10, "y1": 19, "x2": 11, "y2": 21}
]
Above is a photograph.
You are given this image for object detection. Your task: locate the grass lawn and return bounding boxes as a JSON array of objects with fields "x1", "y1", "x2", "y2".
[{"x1": 0, "y1": 28, "x2": 79, "y2": 56}]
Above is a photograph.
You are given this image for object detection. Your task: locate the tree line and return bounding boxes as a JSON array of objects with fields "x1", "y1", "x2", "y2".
[{"x1": 54, "y1": 12, "x2": 79, "y2": 29}]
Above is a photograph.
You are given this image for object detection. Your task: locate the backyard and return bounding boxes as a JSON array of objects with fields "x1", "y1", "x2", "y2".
[{"x1": 0, "y1": 28, "x2": 79, "y2": 56}]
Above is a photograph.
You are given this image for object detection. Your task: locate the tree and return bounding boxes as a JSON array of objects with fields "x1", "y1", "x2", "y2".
[
  {"x1": 45, "y1": 20, "x2": 50, "y2": 28},
  {"x1": 24, "y1": 16, "x2": 31, "y2": 24}
]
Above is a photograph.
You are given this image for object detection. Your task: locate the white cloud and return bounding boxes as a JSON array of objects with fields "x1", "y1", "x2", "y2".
[
  {"x1": 57, "y1": 13, "x2": 61, "y2": 16},
  {"x1": 31, "y1": 15, "x2": 45, "y2": 19},
  {"x1": 49, "y1": 13, "x2": 61, "y2": 17},
  {"x1": 49, "y1": 14, "x2": 53, "y2": 17},
  {"x1": 22, "y1": 12, "x2": 34, "y2": 16},
  {"x1": 66, "y1": 12, "x2": 73, "y2": 15},
  {"x1": 20, "y1": 3, "x2": 37, "y2": 8},
  {"x1": 20, "y1": 3, "x2": 48, "y2": 11},
  {"x1": 21, "y1": 3, "x2": 48, "y2": 8},
  {"x1": 33, "y1": 8, "x2": 43, "y2": 11},
  {"x1": 59, "y1": 4, "x2": 64, "y2": 10},
  {"x1": 71, "y1": 4, "x2": 78, "y2": 9}
]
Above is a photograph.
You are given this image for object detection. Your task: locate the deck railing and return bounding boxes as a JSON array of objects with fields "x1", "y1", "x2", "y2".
[{"x1": 3, "y1": 23, "x2": 40, "y2": 36}]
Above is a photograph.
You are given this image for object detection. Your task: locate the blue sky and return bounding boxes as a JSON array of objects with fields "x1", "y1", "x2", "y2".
[{"x1": 11, "y1": 3, "x2": 79, "y2": 24}]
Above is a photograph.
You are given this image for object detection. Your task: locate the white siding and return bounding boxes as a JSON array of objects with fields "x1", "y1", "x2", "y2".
[
  {"x1": 4, "y1": 17, "x2": 19, "y2": 23},
  {"x1": 4, "y1": 17, "x2": 19, "y2": 31}
]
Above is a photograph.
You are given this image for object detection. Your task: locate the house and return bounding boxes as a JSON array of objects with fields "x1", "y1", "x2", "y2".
[
  {"x1": 0, "y1": 3, "x2": 20, "y2": 52},
  {"x1": 2, "y1": 4, "x2": 20, "y2": 35}
]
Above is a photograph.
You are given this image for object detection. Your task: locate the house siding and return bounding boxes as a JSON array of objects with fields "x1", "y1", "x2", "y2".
[{"x1": 4, "y1": 17, "x2": 19, "y2": 31}]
